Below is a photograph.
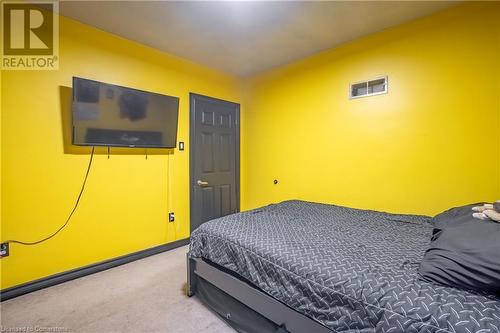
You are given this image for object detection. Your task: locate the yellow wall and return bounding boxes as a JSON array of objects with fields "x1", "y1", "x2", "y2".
[
  {"x1": 1, "y1": 16, "x2": 241, "y2": 289},
  {"x1": 242, "y1": 3, "x2": 500, "y2": 215}
]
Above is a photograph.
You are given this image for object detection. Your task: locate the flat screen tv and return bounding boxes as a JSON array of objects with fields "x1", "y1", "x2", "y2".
[{"x1": 72, "y1": 77, "x2": 179, "y2": 148}]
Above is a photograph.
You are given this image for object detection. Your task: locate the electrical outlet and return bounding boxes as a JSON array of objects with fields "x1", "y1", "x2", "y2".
[
  {"x1": 0, "y1": 242, "x2": 9, "y2": 258},
  {"x1": 169, "y1": 212, "x2": 175, "y2": 222}
]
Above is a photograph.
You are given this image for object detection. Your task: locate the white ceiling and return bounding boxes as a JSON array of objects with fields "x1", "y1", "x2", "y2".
[{"x1": 60, "y1": 1, "x2": 456, "y2": 77}]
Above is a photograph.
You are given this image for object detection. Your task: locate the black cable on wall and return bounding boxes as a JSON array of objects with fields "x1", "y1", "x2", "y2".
[{"x1": 3, "y1": 147, "x2": 95, "y2": 246}]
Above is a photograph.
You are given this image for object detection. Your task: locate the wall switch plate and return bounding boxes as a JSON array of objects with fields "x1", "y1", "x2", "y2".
[
  {"x1": 0, "y1": 242, "x2": 9, "y2": 258},
  {"x1": 169, "y1": 212, "x2": 175, "y2": 222},
  {"x1": 178, "y1": 142, "x2": 184, "y2": 151}
]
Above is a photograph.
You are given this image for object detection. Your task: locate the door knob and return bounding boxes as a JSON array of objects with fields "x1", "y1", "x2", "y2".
[{"x1": 197, "y1": 180, "x2": 209, "y2": 186}]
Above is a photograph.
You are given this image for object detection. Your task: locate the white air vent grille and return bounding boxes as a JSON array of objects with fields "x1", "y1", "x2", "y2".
[{"x1": 350, "y1": 76, "x2": 388, "y2": 99}]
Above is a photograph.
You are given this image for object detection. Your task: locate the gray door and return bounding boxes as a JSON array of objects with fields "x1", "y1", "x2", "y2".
[{"x1": 190, "y1": 93, "x2": 240, "y2": 232}]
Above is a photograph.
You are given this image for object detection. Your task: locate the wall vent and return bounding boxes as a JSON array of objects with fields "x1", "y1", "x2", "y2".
[{"x1": 350, "y1": 76, "x2": 388, "y2": 99}]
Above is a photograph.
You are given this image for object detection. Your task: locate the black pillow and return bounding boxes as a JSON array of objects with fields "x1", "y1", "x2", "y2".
[
  {"x1": 419, "y1": 204, "x2": 500, "y2": 294},
  {"x1": 431, "y1": 203, "x2": 484, "y2": 229}
]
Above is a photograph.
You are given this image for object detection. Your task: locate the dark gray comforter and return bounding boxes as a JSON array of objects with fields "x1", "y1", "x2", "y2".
[{"x1": 189, "y1": 200, "x2": 500, "y2": 332}]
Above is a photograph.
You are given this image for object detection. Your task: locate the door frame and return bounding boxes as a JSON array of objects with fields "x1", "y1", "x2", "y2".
[{"x1": 189, "y1": 93, "x2": 240, "y2": 234}]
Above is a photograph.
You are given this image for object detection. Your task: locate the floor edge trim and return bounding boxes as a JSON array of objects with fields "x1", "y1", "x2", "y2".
[{"x1": 0, "y1": 238, "x2": 190, "y2": 301}]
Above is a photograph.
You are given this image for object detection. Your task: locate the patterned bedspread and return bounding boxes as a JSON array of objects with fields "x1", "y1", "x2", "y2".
[{"x1": 189, "y1": 200, "x2": 500, "y2": 332}]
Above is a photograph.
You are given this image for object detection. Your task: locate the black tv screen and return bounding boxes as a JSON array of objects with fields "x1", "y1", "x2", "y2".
[{"x1": 72, "y1": 77, "x2": 179, "y2": 148}]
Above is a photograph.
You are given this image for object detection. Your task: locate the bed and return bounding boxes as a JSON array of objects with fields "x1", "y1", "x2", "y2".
[{"x1": 187, "y1": 200, "x2": 500, "y2": 332}]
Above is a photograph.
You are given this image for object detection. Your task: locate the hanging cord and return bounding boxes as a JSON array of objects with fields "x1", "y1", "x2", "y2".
[
  {"x1": 168, "y1": 152, "x2": 177, "y2": 240},
  {"x1": 4, "y1": 147, "x2": 95, "y2": 246},
  {"x1": 167, "y1": 153, "x2": 171, "y2": 234},
  {"x1": 167, "y1": 153, "x2": 170, "y2": 209}
]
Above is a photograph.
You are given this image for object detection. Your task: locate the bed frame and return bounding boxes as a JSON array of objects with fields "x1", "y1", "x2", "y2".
[{"x1": 187, "y1": 255, "x2": 333, "y2": 333}]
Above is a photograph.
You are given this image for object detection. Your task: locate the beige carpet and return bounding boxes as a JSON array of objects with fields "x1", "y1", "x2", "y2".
[{"x1": 0, "y1": 245, "x2": 235, "y2": 332}]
